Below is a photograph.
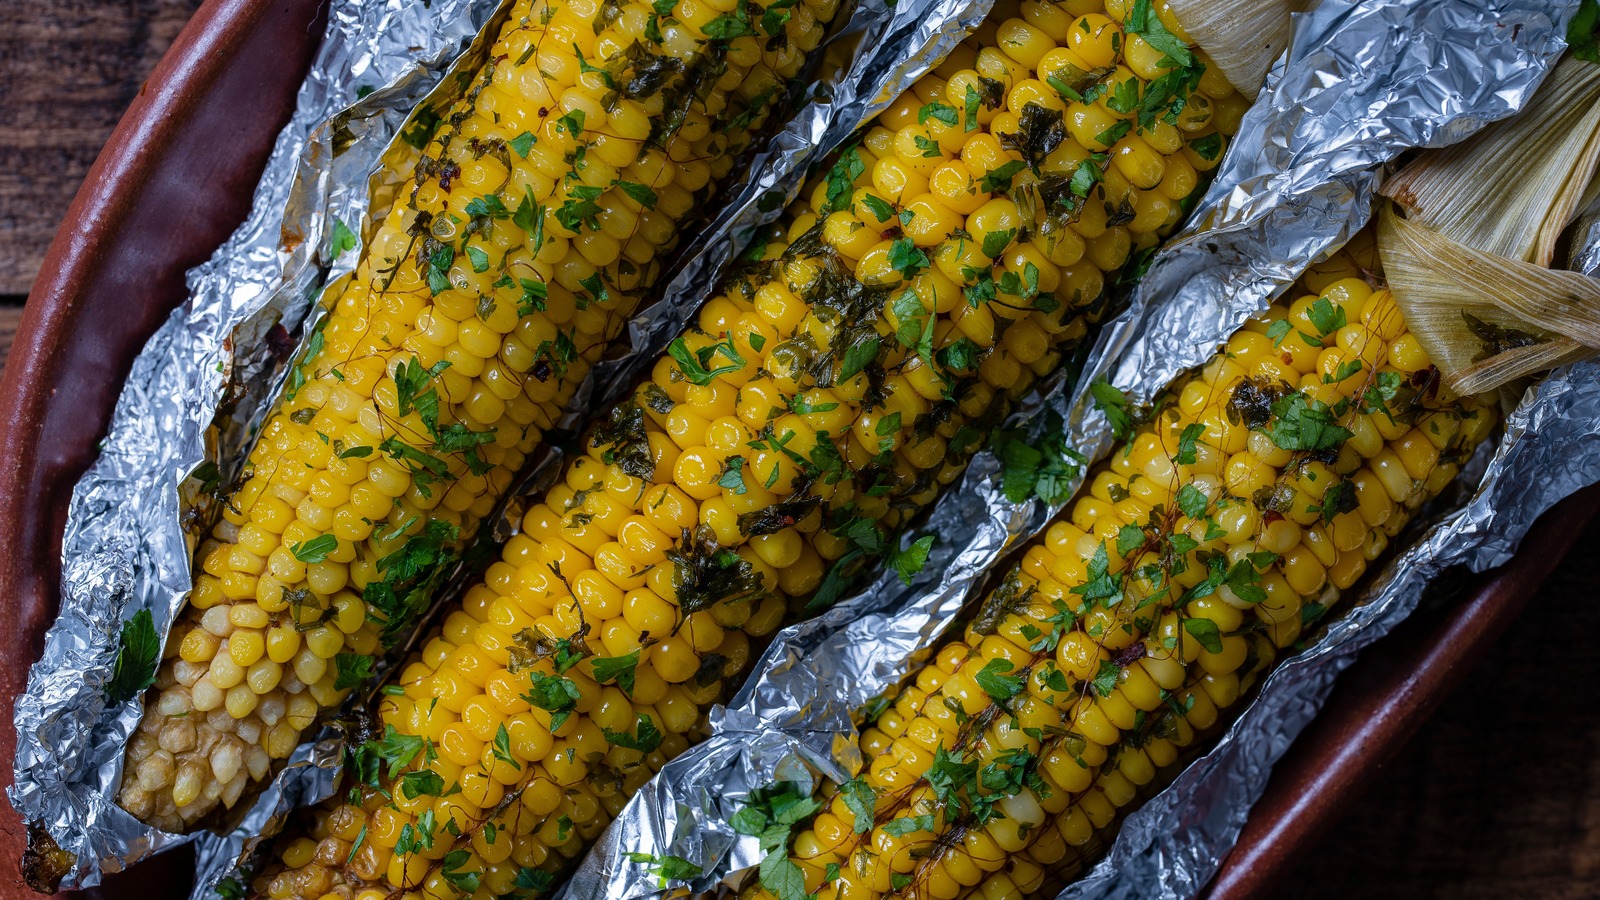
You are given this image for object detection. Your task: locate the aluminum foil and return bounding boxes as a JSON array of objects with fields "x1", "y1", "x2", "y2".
[
  {"x1": 8, "y1": 0, "x2": 984, "y2": 889},
  {"x1": 565, "y1": 0, "x2": 1591, "y2": 897},
  {"x1": 10, "y1": 1, "x2": 506, "y2": 886}
]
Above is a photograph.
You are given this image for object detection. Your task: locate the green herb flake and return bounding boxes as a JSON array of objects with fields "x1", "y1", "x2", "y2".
[{"x1": 104, "y1": 609, "x2": 160, "y2": 704}]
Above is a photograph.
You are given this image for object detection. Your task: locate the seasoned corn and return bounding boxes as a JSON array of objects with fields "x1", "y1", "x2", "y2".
[
  {"x1": 752, "y1": 251, "x2": 1495, "y2": 900},
  {"x1": 251, "y1": 0, "x2": 1247, "y2": 895},
  {"x1": 118, "y1": 0, "x2": 837, "y2": 832}
]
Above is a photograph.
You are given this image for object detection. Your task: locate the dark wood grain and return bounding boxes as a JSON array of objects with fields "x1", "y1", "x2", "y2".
[
  {"x1": 1271, "y1": 518, "x2": 1600, "y2": 898},
  {"x1": 0, "y1": 308, "x2": 19, "y2": 375},
  {"x1": 1, "y1": 0, "x2": 326, "y2": 894},
  {"x1": 0, "y1": 0, "x2": 203, "y2": 294},
  {"x1": 2, "y1": 1, "x2": 1599, "y2": 897}
]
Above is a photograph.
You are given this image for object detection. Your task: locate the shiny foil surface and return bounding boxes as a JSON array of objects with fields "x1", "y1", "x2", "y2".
[
  {"x1": 11, "y1": 2, "x2": 509, "y2": 885},
  {"x1": 559, "y1": 0, "x2": 1591, "y2": 898},
  {"x1": 7, "y1": 0, "x2": 976, "y2": 888}
]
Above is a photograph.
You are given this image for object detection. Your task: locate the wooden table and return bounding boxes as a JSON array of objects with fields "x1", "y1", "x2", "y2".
[{"x1": 5, "y1": 1, "x2": 1597, "y2": 896}]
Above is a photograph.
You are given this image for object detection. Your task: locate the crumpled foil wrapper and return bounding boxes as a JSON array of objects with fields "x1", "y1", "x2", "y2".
[
  {"x1": 566, "y1": 0, "x2": 1592, "y2": 897},
  {"x1": 10, "y1": 1, "x2": 507, "y2": 886},
  {"x1": 7, "y1": 0, "x2": 984, "y2": 888}
]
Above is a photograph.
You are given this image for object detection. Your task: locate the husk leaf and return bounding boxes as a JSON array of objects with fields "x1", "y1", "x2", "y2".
[
  {"x1": 1377, "y1": 55, "x2": 1600, "y2": 395},
  {"x1": 1167, "y1": 0, "x2": 1315, "y2": 97},
  {"x1": 1381, "y1": 55, "x2": 1600, "y2": 266},
  {"x1": 1378, "y1": 209, "x2": 1600, "y2": 394}
]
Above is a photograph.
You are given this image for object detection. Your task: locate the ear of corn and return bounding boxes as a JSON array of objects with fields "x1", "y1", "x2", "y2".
[
  {"x1": 977, "y1": 650, "x2": 1271, "y2": 899},
  {"x1": 249, "y1": 0, "x2": 1247, "y2": 896},
  {"x1": 743, "y1": 252, "x2": 1496, "y2": 900},
  {"x1": 118, "y1": 0, "x2": 839, "y2": 833}
]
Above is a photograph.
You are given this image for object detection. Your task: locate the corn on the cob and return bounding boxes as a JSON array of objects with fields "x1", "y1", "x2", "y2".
[
  {"x1": 750, "y1": 258, "x2": 1495, "y2": 900},
  {"x1": 118, "y1": 0, "x2": 837, "y2": 832},
  {"x1": 980, "y1": 653, "x2": 1270, "y2": 898},
  {"x1": 249, "y1": 0, "x2": 1248, "y2": 895}
]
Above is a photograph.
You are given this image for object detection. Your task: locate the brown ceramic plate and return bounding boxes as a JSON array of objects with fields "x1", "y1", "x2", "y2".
[
  {"x1": 0, "y1": 1, "x2": 1593, "y2": 897},
  {"x1": 0, "y1": 0, "x2": 325, "y2": 894}
]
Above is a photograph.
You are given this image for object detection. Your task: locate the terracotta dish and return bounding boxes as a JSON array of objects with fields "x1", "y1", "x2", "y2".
[{"x1": 0, "y1": 1, "x2": 1590, "y2": 897}]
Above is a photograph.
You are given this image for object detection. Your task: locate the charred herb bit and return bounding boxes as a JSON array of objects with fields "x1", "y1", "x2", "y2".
[
  {"x1": 618, "y1": 40, "x2": 681, "y2": 98},
  {"x1": 652, "y1": 42, "x2": 732, "y2": 147},
  {"x1": 530, "y1": 330, "x2": 578, "y2": 382},
  {"x1": 590, "y1": 401, "x2": 656, "y2": 480},
  {"x1": 640, "y1": 382, "x2": 676, "y2": 415},
  {"x1": 999, "y1": 104, "x2": 1067, "y2": 174},
  {"x1": 667, "y1": 525, "x2": 767, "y2": 614},
  {"x1": 969, "y1": 569, "x2": 1039, "y2": 637},
  {"x1": 508, "y1": 627, "x2": 591, "y2": 675},
  {"x1": 1462, "y1": 311, "x2": 1547, "y2": 361},
  {"x1": 738, "y1": 496, "x2": 822, "y2": 537},
  {"x1": 418, "y1": 239, "x2": 455, "y2": 296},
  {"x1": 345, "y1": 724, "x2": 434, "y2": 795},
  {"x1": 1311, "y1": 477, "x2": 1359, "y2": 523},
  {"x1": 1044, "y1": 155, "x2": 1105, "y2": 214},
  {"x1": 1251, "y1": 481, "x2": 1296, "y2": 516},
  {"x1": 1225, "y1": 376, "x2": 1292, "y2": 429},
  {"x1": 779, "y1": 231, "x2": 892, "y2": 405},
  {"x1": 768, "y1": 333, "x2": 821, "y2": 384},
  {"x1": 1045, "y1": 60, "x2": 1117, "y2": 104},
  {"x1": 973, "y1": 74, "x2": 1007, "y2": 110},
  {"x1": 693, "y1": 652, "x2": 730, "y2": 688}
]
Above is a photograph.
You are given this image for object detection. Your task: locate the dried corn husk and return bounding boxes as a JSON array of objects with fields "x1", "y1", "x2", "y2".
[
  {"x1": 1168, "y1": 0, "x2": 1317, "y2": 96},
  {"x1": 1378, "y1": 209, "x2": 1600, "y2": 393},
  {"x1": 1378, "y1": 54, "x2": 1600, "y2": 394}
]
